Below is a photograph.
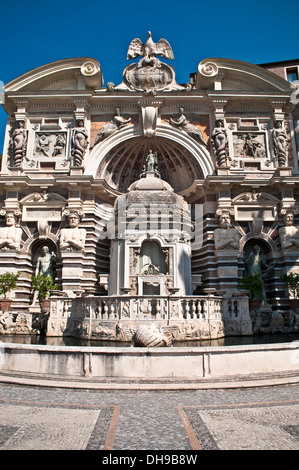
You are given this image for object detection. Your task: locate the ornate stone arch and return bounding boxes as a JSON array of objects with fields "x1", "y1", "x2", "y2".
[{"x1": 85, "y1": 125, "x2": 214, "y2": 193}]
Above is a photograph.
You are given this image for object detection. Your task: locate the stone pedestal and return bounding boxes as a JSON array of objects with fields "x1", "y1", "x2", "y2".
[
  {"x1": 60, "y1": 250, "x2": 85, "y2": 294},
  {"x1": 214, "y1": 249, "x2": 241, "y2": 295}
]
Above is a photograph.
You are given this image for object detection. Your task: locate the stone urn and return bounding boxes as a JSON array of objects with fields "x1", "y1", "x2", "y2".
[
  {"x1": 40, "y1": 299, "x2": 51, "y2": 314},
  {"x1": 0, "y1": 298, "x2": 12, "y2": 313}
]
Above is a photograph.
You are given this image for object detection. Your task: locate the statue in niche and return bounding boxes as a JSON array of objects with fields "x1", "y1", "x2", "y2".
[
  {"x1": 168, "y1": 108, "x2": 207, "y2": 147},
  {"x1": 32, "y1": 245, "x2": 56, "y2": 306},
  {"x1": 145, "y1": 149, "x2": 158, "y2": 172},
  {"x1": 59, "y1": 212, "x2": 86, "y2": 251},
  {"x1": 244, "y1": 245, "x2": 277, "y2": 304},
  {"x1": 71, "y1": 120, "x2": 89, "y2": 166},
  {"x1": 279, "y1": 210, "x2": 299, "y2": 250},
  {"x1": 273, "y1": 120, "x2": 288, "y2": 167},
  {"x1": 11, "y1": 121, "x2": 27, "y2": 167},
  {"x1": 0, "y1": 212, "x2": 22, "y2": 251},
  {"x1": 92, "y1": 108, "x2": 131, "y2": 148},
  {"x1": 35, "y1": 245, "x2": 56, "y2": 278},
  {"x1": 214, "y1": 211, "x2": 240, "y2": 250},
  {"x1": 211, "y1": 120, "x2": 229, "y2": 167}
]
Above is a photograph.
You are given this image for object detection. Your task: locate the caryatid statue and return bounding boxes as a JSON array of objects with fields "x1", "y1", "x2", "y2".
[
  {"x1": 0, "y1": 211, "x2": 22, "y2": 251},
  {"x1": 214, "y1": 210, "x2": 240, "y2": 251},
  {"x1": 59, "y1": 212, "x2": 86, "y2": 251},
  {"x1": 11, "y1": 121, "x2": 27, "y2": 167},
  {"x1": 211, "y1": 120, "x2": 229, "y2": 167},
  {"x1": 71, "y1": 120, "x2": 89, "y2": 166},
  {"x1": 273, "y1": 120, "x2": 288, "y2": 167},
  {"x1": 279, "y1": 210, "x2": 299, "y2": 250}
]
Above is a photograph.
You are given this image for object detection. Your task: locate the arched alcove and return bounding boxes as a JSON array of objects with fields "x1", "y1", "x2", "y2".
[
  {"x1": 85, "y1": 125, "x2": 214, "y2": 193},
  {"x1": 139, "y1": 240, "x2": 167, "y2": 275}
]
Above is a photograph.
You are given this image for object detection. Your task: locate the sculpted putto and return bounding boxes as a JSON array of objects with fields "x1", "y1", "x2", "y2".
[
  {"x1": 59, "y1": 212, "x2": 86, "y2": 251},
  {"x1": 214, "y1": 211, "x2": 240, "y2": 251}
]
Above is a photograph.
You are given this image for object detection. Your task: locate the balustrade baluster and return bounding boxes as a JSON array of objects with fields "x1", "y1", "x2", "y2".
[
  {"x1": 192, "y1": 300, "x2": 196, "y2": 319},
  {"x1": 197, "y1": 299, "x2": 202, "y2": 319},
  {"x1": 185, "y1": 301, "x2": 190, "y2": 320},
  {"x1": 203, "y1": 299, "x2": 208, "y2": 319}
]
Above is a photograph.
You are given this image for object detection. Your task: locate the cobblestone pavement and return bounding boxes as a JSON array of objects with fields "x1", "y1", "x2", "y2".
[{"x1": 0, "y1": 383, "x2": 299, "y2": 452}]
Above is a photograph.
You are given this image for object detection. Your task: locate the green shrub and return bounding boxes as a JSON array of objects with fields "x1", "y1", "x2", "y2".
[
  {"x1": 281, "y1": 272, "x2": 299, "y2": 299},
  {"x1": 31, "y1": 274, "x2": 58, "y2": 301},
  {"x1": 238, "y1": 274, "x2": 264, "y2": 300},
  {"x1": 0, "y1": 271, "x2": 21, "y2": 298}
]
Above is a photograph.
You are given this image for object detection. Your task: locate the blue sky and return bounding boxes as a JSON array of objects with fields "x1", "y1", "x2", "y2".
[{"x1": 1, "y1": 0, "x2": 299, "y2": 151}]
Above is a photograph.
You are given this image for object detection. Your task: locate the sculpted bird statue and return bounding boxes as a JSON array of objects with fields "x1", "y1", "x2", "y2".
[{"x1": 127, "y1": 31, "x2": 174, "y2": 61}]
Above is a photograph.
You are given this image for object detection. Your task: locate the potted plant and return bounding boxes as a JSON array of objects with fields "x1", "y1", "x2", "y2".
[
  {"x1": 31, "y1": 274, "x2": 58, "y2": 312},
  {"x1": 281, "y1": 272, "x2": 299, "y2": 309},
  {"x1": 0, "y1": 271, "x2": 20, "y2": 312},
  {"x1": 238, "y1": 274, "x2": 265, "y2": 309}
]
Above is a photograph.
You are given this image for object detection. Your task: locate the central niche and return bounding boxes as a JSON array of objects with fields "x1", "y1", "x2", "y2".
[
  {"x1": 96, "y1": 136, "x2": 204, "y2": 193},
  {"x1": 138, "y1": 241, "x2": 166, "y2": 296},
  {"x1": 139, "y1": 240, "x2": 167, "y2": 275}
]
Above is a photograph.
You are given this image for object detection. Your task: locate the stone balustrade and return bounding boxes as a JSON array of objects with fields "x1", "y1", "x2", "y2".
[
  {"x1": 44, "y1": 292, "x2": 252, "y2": 340},
  {"x1": 49, "y1": 293, "x2": 227, "y2": 322}
]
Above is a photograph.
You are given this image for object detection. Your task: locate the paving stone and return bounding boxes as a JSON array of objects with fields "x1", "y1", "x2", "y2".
[{"x1": 0, "y1": 384, "x2": 298, "y2": 450}]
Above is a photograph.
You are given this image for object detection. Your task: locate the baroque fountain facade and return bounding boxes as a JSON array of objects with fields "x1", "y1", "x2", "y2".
[{"x1": 0, "y1": 32, "x2": 299, "y2": 344}]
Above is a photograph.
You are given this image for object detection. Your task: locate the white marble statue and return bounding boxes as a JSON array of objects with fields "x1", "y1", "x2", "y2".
[
  {"x1": 214, "y1": 212, "x2": 240, "y2": 250},
  {"x1": 0, "y1": 212, "x2": 22, "y2": 251},
  {"x1": 59, "y1": 212, "x2": 86, "y2": 251}
]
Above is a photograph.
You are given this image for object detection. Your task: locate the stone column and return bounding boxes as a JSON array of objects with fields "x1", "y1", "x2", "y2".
[
  {"x1": 213, "y1": 209, "x2": 241, "y2": 295},
  {"x1": 278, "y1": 208, "x2": 299, "y2": 308},
  {"x1": 59, "y1": 211, "x2": 86, "y2": 294},
  {"x1": 60, "y1": 250, "x2": 85, "y2": 294},
  {"x1": 214, "y1": 249, "x2": 241, "y2": 295}
]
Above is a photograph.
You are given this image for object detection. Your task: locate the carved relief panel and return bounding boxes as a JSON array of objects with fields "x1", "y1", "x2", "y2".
[
  {"x1": 22, "y1": 119, "x2": 71, "y2": 171},
  {"x1": 227, "y1": 119, "x2": 272, "y2": 172}
]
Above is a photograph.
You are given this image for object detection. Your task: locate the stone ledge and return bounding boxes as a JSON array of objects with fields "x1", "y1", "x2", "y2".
[{"x1": 1, "y1": 370, "x2": 299, "y2": 391}]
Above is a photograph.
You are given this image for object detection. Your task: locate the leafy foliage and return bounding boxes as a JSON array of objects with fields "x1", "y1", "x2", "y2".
[
  {"x1": 238, "y1": 274, "x2": 264, "y2": 300},
  {"x1": 0, "y1": 271, "x2": 21, "y2": 297},
  {"x1": 31, "y1": 274, "x2": 58, "y2": 301},
  {"x1": 281, "y1": 272, "x2": 299, "y2": 299}
]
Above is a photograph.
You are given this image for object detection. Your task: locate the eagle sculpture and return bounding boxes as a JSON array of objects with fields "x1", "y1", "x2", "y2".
[{"x1": 127, "y1": 31, "x2": 174, "y2": 61}]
